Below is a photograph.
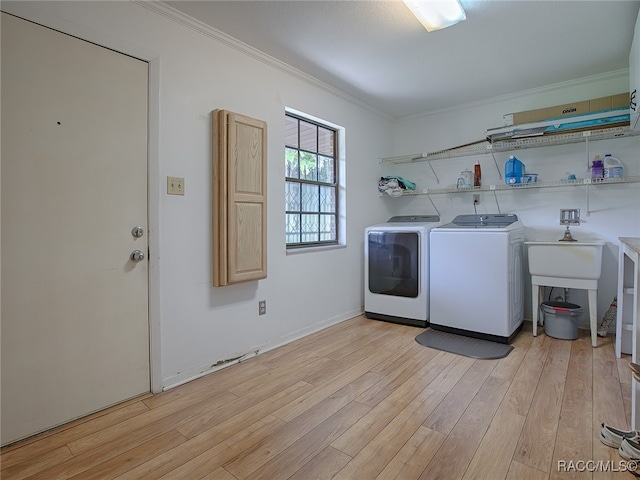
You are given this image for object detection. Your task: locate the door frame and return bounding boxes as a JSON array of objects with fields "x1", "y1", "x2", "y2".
[{"x1": 2, "y1": 7, "x2": 164, "y2": 394}]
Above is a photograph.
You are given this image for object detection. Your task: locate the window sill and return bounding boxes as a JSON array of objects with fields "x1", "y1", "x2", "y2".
[{"x1": 286, "y1": 243, "x2": 347, "y2": 255}]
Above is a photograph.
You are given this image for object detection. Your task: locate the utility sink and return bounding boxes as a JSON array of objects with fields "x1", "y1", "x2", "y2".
[
  {"x1": 525, "y1": 240, "x2": 605, "y2": 280},
  {"x1": 526, "y1": 239, "x2": 605, "y2": 348}
]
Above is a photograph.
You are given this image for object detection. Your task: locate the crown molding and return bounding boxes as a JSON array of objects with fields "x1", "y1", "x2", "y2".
[{"x1": 135, "y1": 1, "x2": 392, "y2": 120}]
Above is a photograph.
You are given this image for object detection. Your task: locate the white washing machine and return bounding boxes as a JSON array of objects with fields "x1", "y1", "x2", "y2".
[
  {"x1": 429, "y1": 214, "x2": 524, "y2": 343},
  {"x1": 364, "y1": 215, "x2": 441, "y2": 327}
]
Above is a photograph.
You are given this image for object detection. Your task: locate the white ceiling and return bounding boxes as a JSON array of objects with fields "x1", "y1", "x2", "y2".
[{"x1": 165, "y1": 0, "x2": 640, "y2": 118}]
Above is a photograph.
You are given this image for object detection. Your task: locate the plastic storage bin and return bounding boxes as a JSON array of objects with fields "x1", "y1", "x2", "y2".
[{"x1": 540, "y1": 301, "x2": 583, "y2": 340}]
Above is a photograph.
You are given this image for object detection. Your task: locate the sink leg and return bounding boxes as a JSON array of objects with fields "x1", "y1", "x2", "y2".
[
  {"x1": 588, "y1": 289, "x2": 598, "y2": 347},
  {"x1": 532, "y1": 284, "x2": 541, "y2": 336}
]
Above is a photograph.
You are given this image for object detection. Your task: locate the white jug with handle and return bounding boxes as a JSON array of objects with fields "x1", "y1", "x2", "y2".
[{"x1": 603, "y1": 154, "x2": 623, "y2": 178}]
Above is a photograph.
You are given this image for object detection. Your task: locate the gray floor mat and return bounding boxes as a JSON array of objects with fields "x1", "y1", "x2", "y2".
[{"x1": 415, "y1": 328, "x2": 513, "y2": 359}]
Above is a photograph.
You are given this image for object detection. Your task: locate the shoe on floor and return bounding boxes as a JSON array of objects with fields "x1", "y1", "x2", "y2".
[
  {"x1": 629, "y1": 363, "x2": 640, "y2": 375},
  {"x1": 600, "y1": 423, "x2": 640, "y2": 448},
  {"x1": 620, "y1": 437, "x2": 640, "y2": 460}
]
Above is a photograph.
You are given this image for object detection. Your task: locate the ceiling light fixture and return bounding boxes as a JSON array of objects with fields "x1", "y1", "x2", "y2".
[{"x1": 403, "y1": 0, "x2": 467, "y2": 32}]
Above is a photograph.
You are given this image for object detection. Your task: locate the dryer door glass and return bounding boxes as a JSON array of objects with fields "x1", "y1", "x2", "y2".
[{"x1": 368, "y1": 231, "x2": 419, "y2": 298}]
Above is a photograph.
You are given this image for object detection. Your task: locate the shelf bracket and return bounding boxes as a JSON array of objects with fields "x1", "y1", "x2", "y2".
[
  {"x1": 492, "y1": 188, "x2": 501, "y2": 213},
  {"x1": 487, "y1": 145, "x2": 503, "y2": 180},
  {"x1": 584, "y1": 131, "x2": 591, "y2": 172},
  {"x1": 427, "y1": 160, "x2": 440, "y2": 184},
  {"x1": 425, "y1": 193, "x2": 441, "y2": 216}
]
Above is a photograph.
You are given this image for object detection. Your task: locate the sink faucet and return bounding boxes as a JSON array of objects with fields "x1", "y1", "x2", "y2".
[
  {"x1": 559, "y1": 208, "x2": 579, "y2": 241},
  {"x1": 559, "y1": 225, "x2": 578, "y2": 242}
]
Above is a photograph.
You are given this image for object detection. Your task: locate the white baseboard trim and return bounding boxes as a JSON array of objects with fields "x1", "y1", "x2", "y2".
[{"x1": 162, "y1": 308, "x2": 363, "y2": 391}]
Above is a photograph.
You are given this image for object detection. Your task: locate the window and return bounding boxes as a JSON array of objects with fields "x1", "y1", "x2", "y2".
[{"x1": 285, "y1": 112, "x2": 338, "y2": 248}]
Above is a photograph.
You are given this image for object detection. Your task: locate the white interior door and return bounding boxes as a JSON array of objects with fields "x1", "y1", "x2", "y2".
[{"x1": 1, "y1": 13, "x2": 150, "y2": 445}]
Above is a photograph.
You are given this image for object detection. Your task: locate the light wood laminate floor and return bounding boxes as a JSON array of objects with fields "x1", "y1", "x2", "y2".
[{"x1": 1, "y1": 315, "x2": 636, "y2": 479}]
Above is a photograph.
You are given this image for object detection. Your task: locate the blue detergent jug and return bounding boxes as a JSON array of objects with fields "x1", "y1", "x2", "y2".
[{"x1": 505, "y1": 155, "x2": 525, "y2": 185}]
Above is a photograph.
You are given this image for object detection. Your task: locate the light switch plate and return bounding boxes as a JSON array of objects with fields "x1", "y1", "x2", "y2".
[{"x1": 167, "y1": 176, "x2": 184, "y2": 195}]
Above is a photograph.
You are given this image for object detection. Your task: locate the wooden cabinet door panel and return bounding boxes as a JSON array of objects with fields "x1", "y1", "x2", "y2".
[
  {"x1": 230, "y1": 202, "x2": 265, "y2": 282},
  {"x1": 212, "y1": 110, "x2": 267, "y2": 286}
]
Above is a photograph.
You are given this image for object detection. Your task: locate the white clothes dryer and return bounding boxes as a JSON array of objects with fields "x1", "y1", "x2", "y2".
[
  {"x1": 364, "y1": 215, "x2": 441, "y2": 327},
  {"x1": 429, "y1": 214, "x2": 524, "y2": 343}
]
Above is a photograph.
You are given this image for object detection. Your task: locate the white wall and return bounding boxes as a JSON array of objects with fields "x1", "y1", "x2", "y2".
[
  {"x1": 3, "y1": 1, "x2": 393, "y2": 389},
  {"x1": 4, "y1": 1, "x2": 638, "y2": 390},
  {"x1": 383, "y1": 72, "x2": 640, "y2": 327}
]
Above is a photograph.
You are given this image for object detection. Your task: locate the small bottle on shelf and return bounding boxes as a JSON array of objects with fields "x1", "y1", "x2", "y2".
[
  {"x1": 591, "y1": 154, "x2": 604, "y2": 179},
  {"x1": 474, "y1": 161, "x2": 481, "y2": 187}
]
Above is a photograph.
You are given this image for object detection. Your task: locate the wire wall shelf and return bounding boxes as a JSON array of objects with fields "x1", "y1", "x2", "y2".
[
  {"x1": 394, "y1": 175, "x2": 640, "y2": 196},
  {"x1": 381, "y1": 125, "x2": 640, "y2": 164}
]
